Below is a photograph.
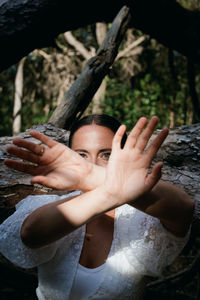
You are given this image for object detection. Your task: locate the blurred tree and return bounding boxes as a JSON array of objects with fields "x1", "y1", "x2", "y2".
[{"x1": 13, "y1": 58, "x2": 26, "y2": 135}]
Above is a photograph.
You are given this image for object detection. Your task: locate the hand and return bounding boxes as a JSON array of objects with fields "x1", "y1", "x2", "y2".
[
  {"x1": 4, "y1": 131, "x2": 103, "y2": 191},
  {"x1": 102, "y1": 116, "x2": 168, "y2": 206}
]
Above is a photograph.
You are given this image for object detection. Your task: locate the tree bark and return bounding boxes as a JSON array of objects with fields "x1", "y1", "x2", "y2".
[
  {"x1": 91, "y1": 23, "x2": 107, "y2": 114},
  {"x1": 1, "y1": 0, "x2": 200, "y2": 72}
]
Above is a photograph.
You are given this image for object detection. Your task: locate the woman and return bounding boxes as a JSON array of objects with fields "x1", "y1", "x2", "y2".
[{"x1": 0, "y1": 115, "x2": 194, "y2": 300}]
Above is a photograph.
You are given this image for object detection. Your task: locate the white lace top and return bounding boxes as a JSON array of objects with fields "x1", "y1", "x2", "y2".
[{"x1": 0, "y1": 191, "x2": 190, "y2": 300}]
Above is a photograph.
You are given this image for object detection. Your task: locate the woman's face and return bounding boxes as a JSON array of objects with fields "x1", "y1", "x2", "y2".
[{"x1": 71, "y1": 124, "x2": 115, "y2": 167}]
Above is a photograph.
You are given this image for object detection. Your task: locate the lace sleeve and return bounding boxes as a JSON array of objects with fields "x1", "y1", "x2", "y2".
[
  {"x1": 117, "y1": 205, "x2": 190, "y2": 277},
  {"x1": 0, "y1": 191, "x2": 81, "y2": 269}
]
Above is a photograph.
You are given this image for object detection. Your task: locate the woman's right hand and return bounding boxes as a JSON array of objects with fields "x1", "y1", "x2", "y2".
[{"x1": 4, "y1": 131, "x2": 104, "y2": 191}]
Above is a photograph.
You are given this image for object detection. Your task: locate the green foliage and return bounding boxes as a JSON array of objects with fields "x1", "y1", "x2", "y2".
[
  {"x1": 102, "y1": 39, "x2": 194, "y2": 131},
  {"x1": 102, "y1": 76, "x2": 166, "y2": 131},
  {"x1": 21, "y1": 97, "x2": 51, "y2": 131}
]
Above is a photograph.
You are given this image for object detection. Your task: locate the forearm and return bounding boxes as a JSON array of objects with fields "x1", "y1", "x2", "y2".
[
  {"x1": 21, "y1": 187, "x2": 114, "y2": 248},
  {"x1": 130, "y1": 180, "x2": 194, "y2": 237}
]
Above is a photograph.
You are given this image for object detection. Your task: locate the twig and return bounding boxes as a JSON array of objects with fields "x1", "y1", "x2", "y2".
[{"x1": 116, "y1": 35, "x2": 146, "y2": 60}]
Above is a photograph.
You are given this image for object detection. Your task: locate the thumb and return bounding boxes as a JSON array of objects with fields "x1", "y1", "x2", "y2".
[{"x1": 31, "y1": 176, "x2": 54, "y2": 188}]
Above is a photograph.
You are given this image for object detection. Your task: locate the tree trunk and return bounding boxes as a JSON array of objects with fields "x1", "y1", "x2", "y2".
[
  {"x1": 1, "y1": 122, "x2": 200, "y2": 221},
  {"x1": 12, "y1": 57, "x2": 25, "y2": 135},
  {"x1": 1, "y1": 0, "x2": 200, "y2": 72}
]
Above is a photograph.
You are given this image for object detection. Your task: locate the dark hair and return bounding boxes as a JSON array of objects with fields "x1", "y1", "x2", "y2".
[{"x1": 68, "y1": 114, "x2": 127, "y2": 148}]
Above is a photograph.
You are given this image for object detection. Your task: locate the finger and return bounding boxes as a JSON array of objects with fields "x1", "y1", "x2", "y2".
[
  {"x1": 31, "y1": 176, "x2": 61, "y2": 189},
  {"x1": 145, "y1": 162, "x2": 163, "y2": 190},
  {"x1": 135, "y1": 116, "x2": 159, "y2": 152},
  {"x1": 4, "y1": 159, "x2": 40, "y2": 175},
  {"x1": 144, "y1": 127, "x2": 169, "y2": 164},
  {"x1": 112, "y1": 125, "x2": 126, "y2": 151},
  {"x1": 124, "y1": 117, "x2": 147, "y2": 149},
  {"x1": 30, "y1": 131, "x2": 57, "y2": 148},
  {"x1": 13, "y1": 138, "x2": 46, "y2": 156},
  {"x1": 7, "y1": 146, "x2": 41, "y2": 164}
]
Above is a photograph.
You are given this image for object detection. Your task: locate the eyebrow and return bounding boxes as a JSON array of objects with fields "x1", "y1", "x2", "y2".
[
  {"x1": 74, "y1": 148, "x2": 111, "y2": 153},
  {"x1": 74, "y1": 149, "x2": 89, "y2": 153}
]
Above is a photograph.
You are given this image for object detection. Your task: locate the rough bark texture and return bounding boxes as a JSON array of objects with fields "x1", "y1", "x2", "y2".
[
  {"x1": 1, "y1": 0, "x2": 200, "y2": 72},
  {"x1": 0, "y1": 122, "x2": 200, "y2": 299},
  {"x1": 153, "y1": 123, "x2": 200, "y2": 199},
  {"x1": 48, "y1": 6, "x2": 131, "y2": 128}
]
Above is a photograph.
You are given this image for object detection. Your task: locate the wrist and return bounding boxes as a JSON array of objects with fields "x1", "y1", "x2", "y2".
[
  {"x1": 80, "y1": 164, "x2": 105, "y2": 191},
  {"x1": 58, "y1": 186, "x2": 119, "y2": 227},
  {"x1": 95, "y1": 184, "x2": 121, "y2": 211}
]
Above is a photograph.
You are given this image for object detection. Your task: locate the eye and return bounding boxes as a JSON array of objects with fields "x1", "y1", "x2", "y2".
[
  {"x1": 100, "y1": 152, "x2": 111, "y2": 160},
  {"x1": 78, "y1": 152, "x2": 87, "y2": 159}
]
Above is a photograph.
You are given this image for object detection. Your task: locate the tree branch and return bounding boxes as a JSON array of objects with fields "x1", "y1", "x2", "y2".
[
  {"x1": 63, "y1": 31, "x2": 94, "y2": 60},
  {"x1": 116, "y1": 35, "x2": 146, "y2": 60},
  {"x1": 48, "y1": 6, "x2": 132, "y2": 129}
]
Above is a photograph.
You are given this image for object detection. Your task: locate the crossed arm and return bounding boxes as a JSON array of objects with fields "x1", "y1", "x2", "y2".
[{"x1": 5, "y1": 117, "x2": 194, "y2": 248}]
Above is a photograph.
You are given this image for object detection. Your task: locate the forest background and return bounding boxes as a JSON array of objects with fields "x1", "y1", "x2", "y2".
[
  {"x1": 0, "y1": 0, "x2": 200, "y2": 137},
  {"x1": 1, "y1": 1, "x2": 200, "y2": 299}
]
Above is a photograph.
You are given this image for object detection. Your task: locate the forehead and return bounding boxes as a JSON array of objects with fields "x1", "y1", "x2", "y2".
[{"x1": 71, "y1": 124, "x2": 115, "y2": 149}]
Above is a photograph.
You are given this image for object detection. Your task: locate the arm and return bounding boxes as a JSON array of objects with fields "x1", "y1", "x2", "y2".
[
  {"x1": 21, "y1": 116, "x2": 167, "y2": 248},
  {"x1": 6, "y1": 122, "x2": 194, "y2": 238},
  {"x1": 131, "y1": 180, "x2": 194, "y2": 237},
  {"x1": 21, "y1": 186, "x2": 119, "y2": 248}
]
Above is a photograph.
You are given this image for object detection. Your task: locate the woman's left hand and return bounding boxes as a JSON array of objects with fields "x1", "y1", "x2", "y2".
[{"x1": 102, "y1": 116, "x2": 169, "y2": 206}]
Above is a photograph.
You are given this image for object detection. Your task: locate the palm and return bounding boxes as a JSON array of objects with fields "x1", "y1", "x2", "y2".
[
  {"x1": 104, "y1": 117, "x2": 168, "y2": 205},
  {"x1": 34, "y1": 144, "x2": 92, "y2": 189},
  {"x1": 107, "y1": 151, "x2": 151, "y2": 201},
  {"x1": 5, "y1": 131, "x2": 92, "y2": 190}
]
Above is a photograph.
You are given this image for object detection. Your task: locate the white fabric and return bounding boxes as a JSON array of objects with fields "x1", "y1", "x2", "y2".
[
  {"x1": 0, "y1": 192, "x2": 190, "y2": 300},
  {"x1": 70, "y1": 263, "x2": 106, "y2": 300}
]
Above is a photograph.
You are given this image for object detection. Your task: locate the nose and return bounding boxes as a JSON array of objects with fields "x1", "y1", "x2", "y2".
[
  {"x1": 89, "y1": 155, "x2": 98, "y2": 165},
  {"x1": 87, "y1": 155, "x2": 105, "y2": 166}
]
